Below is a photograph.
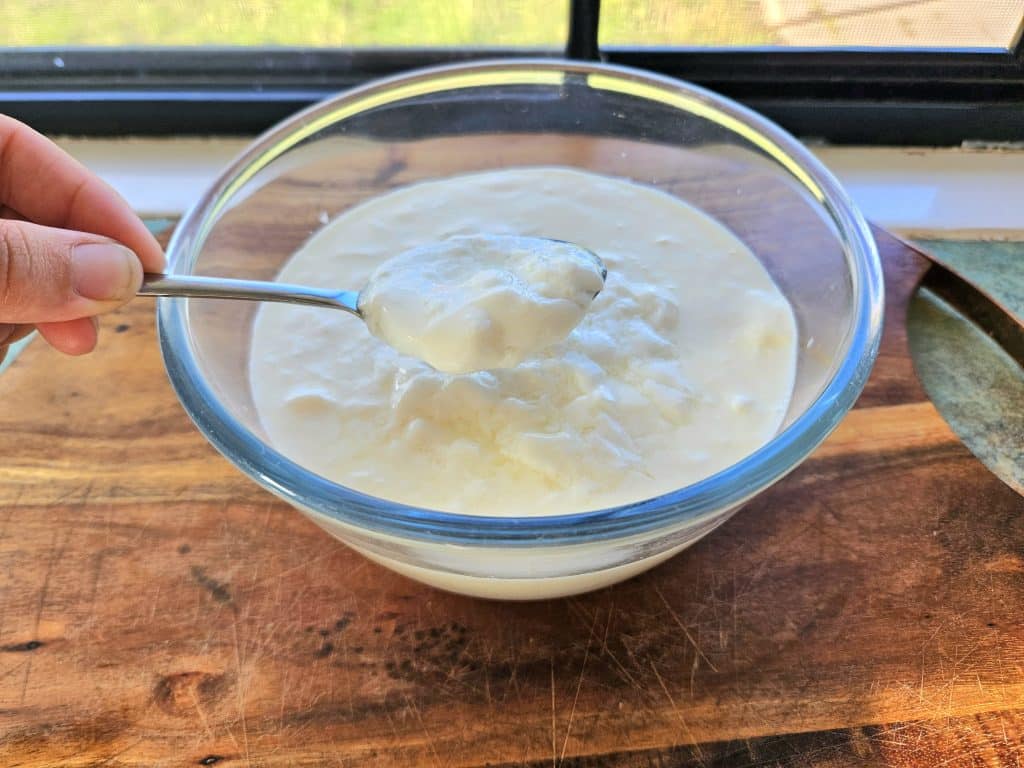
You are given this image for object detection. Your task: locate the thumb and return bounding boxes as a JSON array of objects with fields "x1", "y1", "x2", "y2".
[{"x1": 0, "y1": 219, "x2": 142, "y2": 325}]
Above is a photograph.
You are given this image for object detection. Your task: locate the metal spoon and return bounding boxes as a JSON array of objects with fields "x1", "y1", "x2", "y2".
[
  {"x1": 138, "y1": 236, "x2": 606, "y2": 316},
  {"x1": 140, "y1": 235, "x2": 608, "y2": 373}
]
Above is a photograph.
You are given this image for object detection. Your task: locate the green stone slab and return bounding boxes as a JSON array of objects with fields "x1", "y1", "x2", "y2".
[
  {"x1": 908, "y1": 240, "x2": 1024, "y2": 495},
  {"x1": 916, "y1": 239, "x2": 1024, "y2": 317}
]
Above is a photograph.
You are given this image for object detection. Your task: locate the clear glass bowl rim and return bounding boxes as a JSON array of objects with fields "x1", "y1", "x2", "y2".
[{"x1": 157, "y1": 58, "x2": 884, "y2": 548}]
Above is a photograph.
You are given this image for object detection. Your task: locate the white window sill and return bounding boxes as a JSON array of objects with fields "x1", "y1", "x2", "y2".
[{"x1": 55, "y1": 137, "x2": 1024, "y2": 239}]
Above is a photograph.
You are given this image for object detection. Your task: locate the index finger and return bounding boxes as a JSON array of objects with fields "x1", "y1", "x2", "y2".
[{"x1": 0, "y1": 114, "x2": 164, "y2": 272}]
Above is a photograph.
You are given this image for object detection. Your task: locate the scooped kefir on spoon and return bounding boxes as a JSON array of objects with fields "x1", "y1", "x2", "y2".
[
  {"x1": 359, "y1": 234, "x2": 606, "y2": 374},
  {"x1": 250, "y1": 167, "x2": 798, "y2": 517}
]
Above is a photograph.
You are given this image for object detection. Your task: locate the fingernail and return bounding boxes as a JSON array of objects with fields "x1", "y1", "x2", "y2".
[{"x1": 71, "y1": 243, "x2": 140, "y2": 302}]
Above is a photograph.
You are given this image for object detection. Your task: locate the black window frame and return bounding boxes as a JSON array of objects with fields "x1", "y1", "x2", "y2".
[{"x1": 2, "y1": 0, "x2": 1023, "y2": 145}]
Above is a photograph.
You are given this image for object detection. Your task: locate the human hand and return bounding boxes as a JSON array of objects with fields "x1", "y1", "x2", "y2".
[{"x1": 0, "y1": 114, "x2": 164, "y2": 366}]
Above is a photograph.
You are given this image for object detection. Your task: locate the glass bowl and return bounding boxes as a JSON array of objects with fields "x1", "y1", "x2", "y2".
[{"x1": 158, "y1": 59, "x2": 883, "y2": 600}]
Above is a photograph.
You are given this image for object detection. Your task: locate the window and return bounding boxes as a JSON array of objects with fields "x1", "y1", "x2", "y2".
[
  {"x1": 601, "y1": 0, "x2": 1024, "y2": 48},
  {"x1": 1, "y1": 1, "x2": 1023, "y2": 144},
  {"x1": 7, "y1": 1, "x2": 1018, "y2": 50},
  {"x1": 0, "y1": 1, "x2": 568, "y2": 48}
]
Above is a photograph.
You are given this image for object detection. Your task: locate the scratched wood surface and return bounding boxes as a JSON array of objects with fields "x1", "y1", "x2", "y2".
[{"x1": 1, "y1": 141, "x2": 1024, "y2": 766}]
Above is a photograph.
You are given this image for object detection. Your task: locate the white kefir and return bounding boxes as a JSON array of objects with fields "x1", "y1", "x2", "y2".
[{"x1": 250, "y1": 167, "x2": 798, "y2": 518}]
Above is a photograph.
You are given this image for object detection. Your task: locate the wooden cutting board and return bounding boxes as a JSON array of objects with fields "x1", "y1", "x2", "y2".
[{"x1": 1, "y1": 223, "x2": 1022, "y2": 767}]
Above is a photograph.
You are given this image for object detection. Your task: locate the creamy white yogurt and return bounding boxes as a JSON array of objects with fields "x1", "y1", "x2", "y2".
[
  {"x1": 358, "y1": 234, "x2": 606, "y2": 374},
  {"x1": 250, "y1": 167, "x2": 798, "y2": 517}
]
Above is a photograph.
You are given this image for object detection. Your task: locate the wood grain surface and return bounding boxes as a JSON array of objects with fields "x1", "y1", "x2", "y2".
[{"x1": 1, "y1": 219, "x2": 1023, "y2": 764}]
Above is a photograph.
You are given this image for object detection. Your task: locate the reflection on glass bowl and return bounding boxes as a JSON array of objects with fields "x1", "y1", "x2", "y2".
[{"x1": 0, "y1": 333, "x2": 34, "y2": 376}]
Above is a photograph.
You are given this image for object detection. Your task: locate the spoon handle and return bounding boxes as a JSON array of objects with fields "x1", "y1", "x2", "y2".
[{"x1": 139, "y1": 273, "x2": 361, "y2": 316}]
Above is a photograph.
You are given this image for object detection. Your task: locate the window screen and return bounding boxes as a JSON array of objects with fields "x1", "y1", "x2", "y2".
[
  {"x1": 601, "y1": 0, "x2": 1024, "y2": 49},
  {"x1": 0, "y1": 0, "x2": 568, "y2": 47}
]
